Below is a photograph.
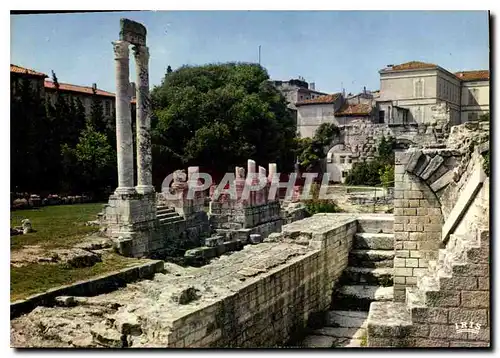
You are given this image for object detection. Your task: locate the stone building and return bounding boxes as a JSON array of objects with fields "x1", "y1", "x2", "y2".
[
  {"x1": 270, "y1": 78, "x2": 327, "y2": 110},
  {"x1": 44, "y1": 80, "x2": 137, "y2": 118},
  {"x1": 295, "y1": 61, "x2": 489, "y2": 183},
  {"x1": 11, "y1": 63, "x2": 137, "y2": 119},
  {"x1": 10, "y1": 64, "x2": 47, "y2": 96},
  {"x1": 456, "y1": 70, "x2": 490, "y2": 123}
]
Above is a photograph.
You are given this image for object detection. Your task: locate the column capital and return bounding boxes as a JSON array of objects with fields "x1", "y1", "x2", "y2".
[
  {"x1": 112, "y1": 40, "x2": 130, "y2": 59},
  {"x1": 132, "y1": 45, "x2": 149, "y2": 62}
]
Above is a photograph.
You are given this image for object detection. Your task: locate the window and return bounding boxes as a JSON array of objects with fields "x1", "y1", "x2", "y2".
[
  {"x1": 468, "y1": 89, "x2": 479, "y2": 105},
  {"x1": 378, "y1": 110, "x2": 385, "y2": 124},
  {"x1": 347, "y1": 157, "x2": 352, "y2": 164},
  {"x1": 468, "y1": 112, "x2": 478, "y2": 121},
  {"x1": 104, "y1": 100, "x2": 111, "y2": 116},
  {"x1": 414, "y1": 79, "x2": 424, "y2": 98},
  {"x1": 340, "y1": 156, "x2": 346, "y2": 164},
  {"x1": 342, "y1": 171, "x2": 348, "y2": 178}
]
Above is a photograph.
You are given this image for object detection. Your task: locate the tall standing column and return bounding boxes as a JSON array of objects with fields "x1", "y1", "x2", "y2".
[
  {"x1": 112, "y1": 40, "x2": 135, "y2": 195},
  {"x1": 133, "y1": 45, "x2": 154, "y2": 194}
]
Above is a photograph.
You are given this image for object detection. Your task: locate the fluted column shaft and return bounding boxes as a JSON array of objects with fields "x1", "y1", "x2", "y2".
[
  {"x1": 112, "y1": 40, "x2": 135, "y2": 194},
  {"x1": 133, "y1": 45, "x2": 154, "y2": 194}
]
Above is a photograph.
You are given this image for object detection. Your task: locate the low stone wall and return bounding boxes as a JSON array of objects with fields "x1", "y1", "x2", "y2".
[{"x1": 10, "y1": 260, "x2": 164, "y2": 320}]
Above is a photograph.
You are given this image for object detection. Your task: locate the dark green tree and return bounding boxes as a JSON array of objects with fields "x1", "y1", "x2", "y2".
[
  {"x1": 10, "y1": 75, "x2": 47, "y2": 192},
  {"x1": 151, "y1": 62, "x2": 296, "y2": 185}
]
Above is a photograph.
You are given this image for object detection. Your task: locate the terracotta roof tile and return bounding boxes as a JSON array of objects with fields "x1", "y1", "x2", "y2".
[
  {"x1": 296, "y1": 93, "x2": 341, "y2": 106},
  {"x1": 455, "y1": 70, "x2": 489, "y2": 81},
  {"x1": 44, "y1": 80, "x2": 116, "y2": 97},
  {"x1": 11, "y1": 64, "x2": 47, "y2": 77},
  {"x1": 335, "y1": 103, "x2": 372, "y2": 117},
  {"x1": 386, "y1": 61, "x2": 437, "y2": 71}
]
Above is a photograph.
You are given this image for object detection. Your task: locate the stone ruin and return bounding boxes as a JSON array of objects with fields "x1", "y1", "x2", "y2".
[{"x1": 98, "y1": 19, "x2": 306, "y2": 259}]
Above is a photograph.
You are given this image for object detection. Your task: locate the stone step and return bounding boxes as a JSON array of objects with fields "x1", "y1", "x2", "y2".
[
  {"x1": 157, "y1": 212, "x2": 179, "y2": 220},
  {"x1": 333, "y1": 285, "x2": 393, "y2": 311},
  {"x1": 417, "y1": 273, "x2": 439, "y2": 293},
  {"x1": 301, "y1": 311, "x2": 369, "y2": 348},
  {"x1": 324, "y1": 310, "x2": 369, "y2": 328},
  {"x1": 157, "y1": 205, "x2": 174, "y2": 211},
  {"x1": 356, "y1": 217, "x2": 393, "y2": 234},
  {"x1": 341, "y1": 267, "x2": 393, "y2": 286},
  {"x1": 348, "y1": 250, "x2": 394, "y2": 268},
  {"x1": 159, "y1": 217, "x2": 184, "y2": 226},
  {"x1": 353, "y1": 233, "x2": 394, "y2": 250},
  {"x1": 366, "y1": 301, "x2": 412, "y2": 347},
  {"x1": 405, "y1": 287, "x2": 426, "y2": 310},
  {"x1": 157, "y1": 207, "x2": 175, "y2": 213}
]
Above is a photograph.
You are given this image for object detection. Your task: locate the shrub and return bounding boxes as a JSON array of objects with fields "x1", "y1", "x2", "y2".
[
  {"x1": 483, "y1": 152, "x2": 490, "y2": 176},
  {"x1": 379, "y1": 164, "x2": 395, "y2": 188},
  {"x1": 303, "y1": 183, "x2": 341, "y2": 215}
]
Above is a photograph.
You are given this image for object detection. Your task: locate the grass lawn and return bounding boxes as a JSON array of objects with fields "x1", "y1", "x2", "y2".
[
  {"x1": 10, "y1": 203, "x2": 152, "y2": 301},
  {"x1": 10, "y1": 203, "x2": 104, "y2": 250},
  {"x1": 11, "y1": 252, "x2": 146, "y2": 301}
]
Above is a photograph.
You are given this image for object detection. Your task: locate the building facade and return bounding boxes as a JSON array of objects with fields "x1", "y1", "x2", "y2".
[
  {"x1": 11, "y1": 64, "x2": 137, "y2": 119},
  {"x1": 294, "y1": 61, "x2": 490, "y2": 183},
  {"x1": 10, "y1": 64, "x2": 47, "y2": 97},
  {"x1": 270, "y1": 78, "x2": 328, "y2": 110}
]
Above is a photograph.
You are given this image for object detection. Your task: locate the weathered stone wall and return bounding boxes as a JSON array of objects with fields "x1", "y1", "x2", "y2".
[
  {"x1": 392, "y1": 149, "x2": 462, "y2": 301},
  {"x1": 367, "y1": 122, "x2": 490, "y2": 347}
]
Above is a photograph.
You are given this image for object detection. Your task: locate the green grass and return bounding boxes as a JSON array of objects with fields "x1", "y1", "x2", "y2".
[
  {"x1": 11, "y1": 252, "x2": 147, "y2": 301},
  {"x1": 10, "y1": 203, "x2": 153, "y2": 302},
  {"x1": 10, "y1": 203, "x2": 104, "y2": 250}
]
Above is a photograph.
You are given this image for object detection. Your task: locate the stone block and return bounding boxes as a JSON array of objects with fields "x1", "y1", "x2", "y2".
[
  {"x1": 448, "y1": 308, "x2": 488, "y2": 325},
  {"x1": 420, "y1": 155, "x2": 444, "y2": 180},
  {"x1": 205, "y1": 235, "x2": 225, "y2": 247},
  {"x1": 249, "y1": 234, "x2": 263, "y2": 244},
  {"x1": 405, "y1": 258, "x2": 419, "y2": 268},
  {"x1": 460, "y1": 291, "x2": 489, "y2": 309},
  {"x1": 411, "y1": 307, "x2": 448, "y2": 324},
  {"x1": 406, "y1": 150, "x2": 422, "y2": 173}
]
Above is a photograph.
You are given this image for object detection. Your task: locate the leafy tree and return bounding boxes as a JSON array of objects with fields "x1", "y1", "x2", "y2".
[
  {"x1": 295, "y1": 123, "x2": 339, "y2": 172},
  {"x1": 151, "y1": 62, "x2": 296, "y2": 184},
  {"x1": 345, "y1": 136, "x2": 396, "y2": 186},
  {"x1": 62, "y1": 124, "x2": 115, "y2": 197},
  {"x1": 11, "y1": 75, "x2": 47, "y2": 192},
  {"x1": 166, "y1": 65, "x2": 173, "y2": 74}
]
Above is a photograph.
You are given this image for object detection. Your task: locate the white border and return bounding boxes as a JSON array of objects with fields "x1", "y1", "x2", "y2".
[{"x1": 3, "y1": 3, "x2": 497, "y2": 358}]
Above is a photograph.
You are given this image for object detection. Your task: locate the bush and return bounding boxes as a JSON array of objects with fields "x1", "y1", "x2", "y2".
[
  {"x1": 345, "y1": 159, "x2": 385, "y2": 186},
  {"x1": 483, "y1": 152, "x2": 490, "y2": 176},
  {"x1": 303, "y1": 183, "x2": 341, "y2": 215},
  {"x1": 379, "y1": 164, "x2": 395, "y2": 188}
]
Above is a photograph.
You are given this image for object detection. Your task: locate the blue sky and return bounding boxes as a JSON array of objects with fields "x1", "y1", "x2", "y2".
[{"x1": 11, "y1": 11, "x2": 489, "y2": 94}]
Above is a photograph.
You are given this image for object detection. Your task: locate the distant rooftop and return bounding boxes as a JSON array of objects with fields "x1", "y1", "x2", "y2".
[
  {"x1": 11, "y1": 64, "x2": 48, "y2": 78},
  {"x1": 296, "y1": 93, "x2": 341, "y2": 106},
  {"x1": 335, "y1": 103, "x2": 372, "y2": 117},
  {"x1": 44, "y1": 80, "x2": 116, "y2": 97},
  {"x1": 455, "y1": 70, "x2": 490, "y2": 82}
]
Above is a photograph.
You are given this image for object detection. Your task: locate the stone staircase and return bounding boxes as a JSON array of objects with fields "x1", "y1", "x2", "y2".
[
  {"x1": 300, "y1": 218, "x2": 394, "y2": 348},
  {"x1": 367, "y1": 225, "x2": 490, "y2": 347},
  {"x1": 156, "y1": 205, "x2": 184, "y2": 226}
]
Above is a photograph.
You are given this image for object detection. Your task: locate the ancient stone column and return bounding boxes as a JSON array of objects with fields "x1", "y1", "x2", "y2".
[
  {"x1": 133, "y1": 45, "x2": 154, "y2": 194},
  {"x1": 112, "y1": 40, "x2": 135, "y2": 195}
]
